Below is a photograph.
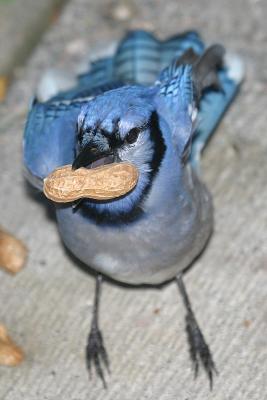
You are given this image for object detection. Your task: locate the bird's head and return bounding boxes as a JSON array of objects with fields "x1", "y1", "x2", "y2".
[{"x1": 72, "y1": 86, "x2": 167, "y2": 224}]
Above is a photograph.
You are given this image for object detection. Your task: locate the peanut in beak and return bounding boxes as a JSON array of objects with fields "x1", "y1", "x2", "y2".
[{"x1": 43, "y1": 162, "x2": 139, "y2": 203}]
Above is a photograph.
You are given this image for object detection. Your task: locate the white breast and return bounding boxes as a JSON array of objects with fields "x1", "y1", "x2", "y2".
[{"x1": 56, "y1": 167, "x2": 213, "y2": 285}]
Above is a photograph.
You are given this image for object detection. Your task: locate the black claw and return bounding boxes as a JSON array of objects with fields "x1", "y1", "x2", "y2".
[
  {"x1": 86, "y1": 275, "x2": 110, "y2": 389},
  {"x1": 86, "y1": 325, "x2": 110, "y2": 389},
  {"x1": 185, "y1": 312, "x2": 217, "y2": 390},
  {"x1": 176, "y1": 275, "x2": 217, "y2": 390}
]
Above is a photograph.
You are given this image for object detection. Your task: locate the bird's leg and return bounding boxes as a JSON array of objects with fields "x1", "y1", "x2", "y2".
[
  {"x1": 86, "y1": 274, "x2": 110, "y2": 388},
  {"x1": 176, "y1": 274, "x2": 217, "y2": 389}
]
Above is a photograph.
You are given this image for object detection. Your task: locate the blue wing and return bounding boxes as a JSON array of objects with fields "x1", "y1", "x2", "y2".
[
  {"x1": 78, "y1": 30, "x2": 204, "y2": 88},
  {"x1": 156, "y1": 45, "x2": 243, "y2": 166},
  {"x1": 23, "y1": 99, "x2": 84, "y2": 189},
  {"x1": 24, "y1": 29, "x2": 205, "y2": 189},
  {"x1": 190, "y1": 55, "x2": 244, "y2": 166},
  {"x1": 23, "y1": 29, "x2": 243, "y2": 188}
]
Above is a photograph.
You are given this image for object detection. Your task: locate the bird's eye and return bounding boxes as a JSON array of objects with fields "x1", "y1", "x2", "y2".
[{"x1": 125, "y1": 128, "x2": 140, "y2": 144}]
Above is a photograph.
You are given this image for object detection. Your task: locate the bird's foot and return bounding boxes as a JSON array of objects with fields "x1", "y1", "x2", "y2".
[
  {"x1": 185, "y1": 312, "x2": 218, "y2": 389},
  {"x1": 86, "y1": 325, "x2": 110, "y2": 388}
]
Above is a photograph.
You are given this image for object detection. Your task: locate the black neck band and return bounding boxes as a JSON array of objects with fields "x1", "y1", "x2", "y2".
[{"x1": 77, "y1": 111, "x2": 166, "y2": 226}]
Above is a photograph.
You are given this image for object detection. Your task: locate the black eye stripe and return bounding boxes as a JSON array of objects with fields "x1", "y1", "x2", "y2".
[
  {"x1": 77, "y1": 120, "x2": 150, "y2": 150},
  {"x1": 125, "y1": 128, "x2": 140, "y2": 144},
  {"x1": 125, "y1": 122, "x2": 149, "y2": 144}
]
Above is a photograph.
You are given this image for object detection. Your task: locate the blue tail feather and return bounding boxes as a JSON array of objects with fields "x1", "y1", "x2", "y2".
[
  {"x1": 190, "y1": 55, "x2": 244, "y2": 167},
  {"x1": 78, "y1": 30, "x2": 204, "y2": 87},
  {"x1": 50, "y1": 30, "x2": 204, "y2": 101}
]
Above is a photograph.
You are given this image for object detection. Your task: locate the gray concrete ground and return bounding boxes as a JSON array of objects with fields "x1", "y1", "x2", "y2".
[
  {"x1": 0, "y1": 0, "x2": 266, "y2": 399},
  {"x1": 0, "y1": 0, "x2": 67, "y2": 80}
]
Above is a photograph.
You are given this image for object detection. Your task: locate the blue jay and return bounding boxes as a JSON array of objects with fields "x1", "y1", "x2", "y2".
[{"x1": 23, "y1": 30, "x2": 243, "y2": 388}]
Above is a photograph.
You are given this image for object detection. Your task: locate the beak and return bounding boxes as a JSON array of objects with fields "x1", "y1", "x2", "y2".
[{"x1": 72, "y1": 145, "x2": 113, "y2": 170}]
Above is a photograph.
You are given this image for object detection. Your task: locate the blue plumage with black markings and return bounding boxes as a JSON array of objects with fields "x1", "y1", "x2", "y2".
[
  {"x1": 24, "y1": 30, "x2": 242, "y2": 183},
  {"x1": 23, "y1": 30, "x2": 244, "y2": 387}
]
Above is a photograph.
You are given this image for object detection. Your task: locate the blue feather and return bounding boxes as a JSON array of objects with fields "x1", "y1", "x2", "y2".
[
  {"x1": 79, "y1": 30, "x2": 204, "y2": 87},
  {"x1": 23, "y1": 30, "x2": 243, "y2": 188},
  {"x1": 24, "y1": 99, "x2": 82, "y2": 184}
]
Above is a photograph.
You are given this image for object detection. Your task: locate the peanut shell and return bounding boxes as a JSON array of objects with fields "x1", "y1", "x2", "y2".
[
  {"x1": 43, "y1": 162, "x2": 139, "y2": 203},
  {"x1": 0, "y1": 229, "x2": 28, "y2": 274},
  {"x1": 0, "y1": 325, "x2": 24, "y2": 366}
]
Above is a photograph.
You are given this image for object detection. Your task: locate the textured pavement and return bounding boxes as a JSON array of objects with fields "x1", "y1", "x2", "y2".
[
  {"x1": 0, "y1": 0, "x2": 266, "y2": 399},
  {"x1": 0, "y1": 0, "x2": 66, "y2": 80}
]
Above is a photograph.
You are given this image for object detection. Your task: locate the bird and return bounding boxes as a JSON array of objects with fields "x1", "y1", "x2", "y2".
[{"x1": 23, "y1": 30, "x2": 243, "y2": 389}]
